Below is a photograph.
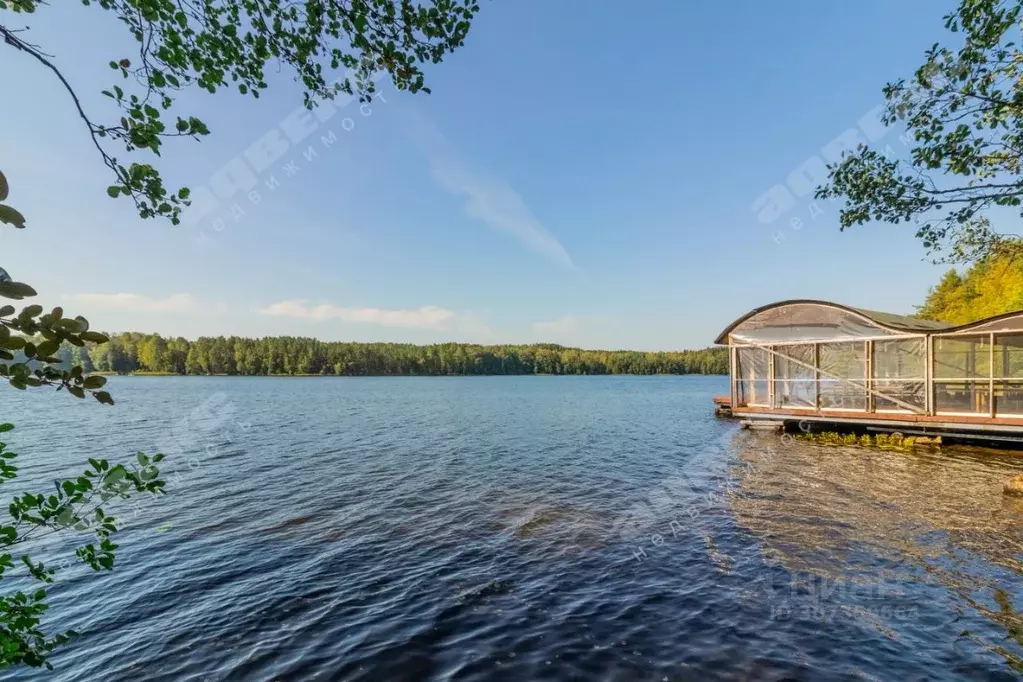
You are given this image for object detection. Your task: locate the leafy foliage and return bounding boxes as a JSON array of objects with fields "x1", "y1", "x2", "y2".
[
  {"x1": 64, "y1": 334, "x2": 729, "y2": 376},
  {"x1": 0, "y1": 438, "x2": 165, "y2": 668},
  {"x1": 917, "y1": 249, "x2": 1023, "y2": 322},
  {"x1": 0, "y1": 170, "x2": 164, "y2": 671},
  {"x1": 816, "y1": 0, "x2": 1023, "y2": 262},
  {"x1": 0, "y1": 0, "x2": 480, "y2": 223},
  {"x1": 0, "y1": 172, "x2": 113, "y2": 402}
]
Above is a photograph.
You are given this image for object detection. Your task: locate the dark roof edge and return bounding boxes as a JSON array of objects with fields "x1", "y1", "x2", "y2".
[
  {"x1": 713, "y1": 299, "x2": 969, "y2": 345},
  {"x1": 939, "y1": 307, "x2": 1023, "y2": 334}
]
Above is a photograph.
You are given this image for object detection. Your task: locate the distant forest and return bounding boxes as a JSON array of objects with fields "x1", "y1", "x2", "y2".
[{"x1": 50, "y1": 334, "x2": 729, "y2": 376}]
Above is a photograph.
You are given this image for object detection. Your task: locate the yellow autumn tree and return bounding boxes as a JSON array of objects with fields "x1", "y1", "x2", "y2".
[{"x1": 918, "y1": 253, "x2": 1023, "y2": 323}]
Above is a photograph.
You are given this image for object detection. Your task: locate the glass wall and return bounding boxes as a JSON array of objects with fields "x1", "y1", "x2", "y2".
[
  {"x1": 737, "y1": 347, "x2": 770, "y2": 407},
  {"x1": 773, "y1": 344, "x2": 815, "y2": 408},
  {"x1": 995, "y1": 334, "x2": 1023, "y2": 416},
  {"x1": 735, "y1": 331, "x2": 1023, "y2": 418},
  {"x1": 726, "y1": 306, "x2": 1023, "y2": 420},
  {"x1": 934, "y1": 336, "x2": 990, "y2": 414},
  {"x1": 873, "y1": 338, "x2": 926, "y2": 412},
  {"x1": 818, "y1": 342, "x2": 866, "y2": 410}
]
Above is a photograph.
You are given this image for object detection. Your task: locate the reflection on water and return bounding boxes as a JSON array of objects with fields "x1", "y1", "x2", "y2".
[
  {"x1": 6, "y1": 376, "x2": 1023, "y2": 681},
  {"x1": 728, "y1": 432, "x2": 1023, "y2": 672}
]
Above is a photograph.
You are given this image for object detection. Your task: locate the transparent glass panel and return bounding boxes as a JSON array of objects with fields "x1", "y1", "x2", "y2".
[
  {"x1": 995, "y1": 380, "x2": 1023, "y2": 416},
  {"x1": 873, "y1": 339, "x2": 925, "y2": 379},
  {"x1": 729, "y1": 304, "x2": 899, "y2": 344},
  {"x1": 872, "y1": 338, "x2": 926, "y2": 412},
  {"x1": 773, "y1": 344, "x2": 815, "y2": 408},
  {"x1": 993, "y1": 334, "x2": 1023, "y2": 379},
  {"x1": 875, "y1": 381, "x2": 926, "y2": 412},
  {"x1": 933, "y1": 337, "x2": 990, "y2": 379},
  {"x1": 737, "y1": 347, "x2": 770, "y2": 406},
  {"x1": 819, "y1": 342, "x2": 866, "y2": 410},
  {"x1": 935, "y1": 380, "x2": 990, "y2": 414}
]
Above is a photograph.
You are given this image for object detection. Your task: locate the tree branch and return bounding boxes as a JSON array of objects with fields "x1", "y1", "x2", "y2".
[{"x1": 0, "y1": 23, "x2": 128, "y2": 188}]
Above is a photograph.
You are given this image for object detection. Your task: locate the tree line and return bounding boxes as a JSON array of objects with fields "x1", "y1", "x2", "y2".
[
  {"x1": 49, "y1": 333, "x2": 729, "y2": 377},
  {"x1": 917, "y1": 249, "x2": 1023, "y2": 324}
]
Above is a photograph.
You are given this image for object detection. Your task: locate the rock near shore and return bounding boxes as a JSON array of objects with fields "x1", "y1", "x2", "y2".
[{"x1": 1005, "y1": 475, "x2": 1023, "y2": 497}]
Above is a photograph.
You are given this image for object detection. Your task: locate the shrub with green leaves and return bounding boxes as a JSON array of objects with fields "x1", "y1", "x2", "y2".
[{"x1": 0, "y1": 169, "x2": 165, "y2": 671}]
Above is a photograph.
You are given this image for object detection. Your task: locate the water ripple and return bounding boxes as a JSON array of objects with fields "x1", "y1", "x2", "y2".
[{"x1": 2, "y1": 376, "x2": 1023, "y2": 680}]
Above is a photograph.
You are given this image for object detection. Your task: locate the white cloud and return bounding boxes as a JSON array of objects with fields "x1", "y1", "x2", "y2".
[
  {"x1": 259, "y1": 300, "x2": 456, "y2": 329},
  {"x1": 532, "y1": 316, "x2": 582, "y2": 335},
  {"x1": 63, "y1": 292, "x2": 199, "y2": 313},
  {"x1": 405, "y1": 114, "x2": 578, "y2": 271}
]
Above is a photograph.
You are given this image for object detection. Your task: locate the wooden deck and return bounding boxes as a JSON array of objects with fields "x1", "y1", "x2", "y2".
[{"x1": 711, "y1": 395, "x2": 1023, "y2": 440}]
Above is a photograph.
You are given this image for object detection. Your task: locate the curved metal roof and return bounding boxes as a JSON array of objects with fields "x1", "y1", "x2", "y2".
[{"x1": 714, "y1": 299, "x2": 958, "y2": 344}]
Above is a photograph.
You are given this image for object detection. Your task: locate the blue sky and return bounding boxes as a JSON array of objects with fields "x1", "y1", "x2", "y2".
[{"x1": 2, "y1": 0, "x2": 963, "y2": 350}]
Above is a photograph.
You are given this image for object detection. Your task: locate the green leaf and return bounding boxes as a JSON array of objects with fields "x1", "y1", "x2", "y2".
[
  {"x1": 93, "y1": 391, "x2": 114, "y2": 405},
  {"x1": 36, "y1": 340, "x2": 59, "y2": 358},
  {"x1": 23, "y1": 304, "x2": 42, "y2": 317},
  {"x1": 0, "y1": 281, "x2": 36, "y2": 300},
  {"x1": 82, "y1": 375, "x2": 107, "y2": 389},
  {"x1": 0, "y1": 305, "x2": 13, "y2": 316},
  {"x1": 0, "y1": 424, "x2": 12, "y2": 433},
  {"x1": 80, "y1": 331, "x2": 109, "y2": 344},
  {"x1": 106, "y1": 186, "x2": 121, "y2": 198},
  {"x1": 0, "y1": 171, "x2": 8, "y2": 202},
  {"x1": 103, "y1": 467, "x2": 125, "y2": 487},
  {"x1": 0, "y1": 204, "x2": 25, "y2": 228}
]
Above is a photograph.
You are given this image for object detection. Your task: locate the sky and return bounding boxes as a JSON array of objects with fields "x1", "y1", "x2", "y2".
[{"x1": 1, "y1": 0, "x2": 967, "y2": 350}]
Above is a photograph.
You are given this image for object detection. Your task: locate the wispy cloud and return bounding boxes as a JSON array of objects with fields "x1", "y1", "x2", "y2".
[
  {"x1": 532, "y1": 315, "x2": 582, "y2": 334},
  {"x1": 259, "y1": 300, "x2": 456, "y2": 329},
  {"x1": 404, "y1": 113, "x2": 578, "y2": 271},
  {"x1": 63, "y1": 293, "x2": 199, "y2": 313}
]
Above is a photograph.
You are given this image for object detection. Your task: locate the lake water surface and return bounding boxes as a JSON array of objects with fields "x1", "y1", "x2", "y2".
[{"x1": 5, "y1": 375, "x2": 1023, "y2": 681}]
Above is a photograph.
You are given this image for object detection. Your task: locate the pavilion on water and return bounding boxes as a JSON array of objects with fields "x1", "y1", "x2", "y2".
[{"x1": 715, "y1": 299, "x2": 1023, "y2": 441}]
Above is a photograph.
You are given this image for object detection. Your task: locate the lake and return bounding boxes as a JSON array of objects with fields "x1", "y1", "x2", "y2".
[{"x1": 4, "y1": 375, "x2": 1023, "y2": 680}]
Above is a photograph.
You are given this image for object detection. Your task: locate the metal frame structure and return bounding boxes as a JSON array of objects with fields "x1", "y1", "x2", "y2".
[{"x1": 716, "y1": 300, "x2": 1023, "y2": 434}]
